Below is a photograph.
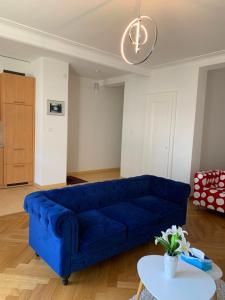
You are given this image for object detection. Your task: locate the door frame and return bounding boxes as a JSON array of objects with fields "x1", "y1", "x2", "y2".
[{"x1": 142, "y1": 91, "x2": 177, "y2": 179}]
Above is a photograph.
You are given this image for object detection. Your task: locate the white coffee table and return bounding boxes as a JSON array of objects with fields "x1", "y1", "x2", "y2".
[
  {"x1": 136, "y1": 255, "x2": 217, "y2": 300},
  {"x1": 208, "y1": 263, "x2": 223, "y2": 281}
]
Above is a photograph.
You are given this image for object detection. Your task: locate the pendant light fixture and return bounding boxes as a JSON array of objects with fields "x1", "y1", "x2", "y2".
[{"x1": 121, "y1": 0, "x2": 158, "y2": 65}]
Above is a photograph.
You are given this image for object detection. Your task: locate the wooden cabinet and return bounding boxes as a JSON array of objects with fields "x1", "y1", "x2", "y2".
[
  {"x1": 0, "y1": 148, "x2": 3, "y2": 186},
  {"x1": 1, "y1": 73, "x2": 35, "y2": 106},
  {"x1": 1, "y1": 73, "x2": 17, "y2": 105},
  {"x1": 0, "y1": 73, "x2": 35, "y2": 186},
  {"x1": 4, "y1": 163, "x2": 33, "y2": 185},
  {"x1": 25, "y1": 77, "x2": 35, "y2": 106},
  {"x1": 4, "y1": 104, "x2": 33, "y2": 164}
]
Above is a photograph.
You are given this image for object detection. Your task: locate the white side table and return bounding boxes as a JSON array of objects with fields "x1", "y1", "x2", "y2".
[
  {"x1": 136, "y1": 255, "x2": 216, "y2": 300},
  {"x1": 207, "y1": 263, "x2": 223, "y2": 281}
]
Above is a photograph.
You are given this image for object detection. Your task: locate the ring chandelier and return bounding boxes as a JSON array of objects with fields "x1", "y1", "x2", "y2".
[{"x1": 121, "y1": 0, "x2": 158, "y2": 65}]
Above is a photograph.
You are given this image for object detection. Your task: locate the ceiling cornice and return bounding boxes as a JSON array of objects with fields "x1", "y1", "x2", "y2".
[
  {"x1": 0, "y1": 17, "x2": 152, "y2": 77},
  {"x1": 151, "y1": 49, "x2": 225, "y2": 70}
]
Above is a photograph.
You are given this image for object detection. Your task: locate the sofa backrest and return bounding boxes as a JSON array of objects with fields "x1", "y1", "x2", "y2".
[
  {"x1": 147, "y1": 175, "x2": 190, "y2": 205},
  {"x1": 43, "y1": 175, "x2": 151, "y2": 213},
  {"x1": 194, "y1": 170, "x2": 225, "y2": 189}
]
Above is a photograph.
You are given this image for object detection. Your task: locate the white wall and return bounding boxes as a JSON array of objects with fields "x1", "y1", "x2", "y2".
[
  {"x1": 120, "y1": 75, "x2": 150, "y2": 177},
  {"x1": 67, "y1": 70, "x2": 124, "y2": 172},
  {"x1": 200, "y1": 68, "x2": 225, "y2": 170},
  {"x1": 121, "y1": 64, "x2": 200, "y2": 183},
  {"x1": 31, "y1": 57, "x2": 69, "y2": 186},
  {"x1": 0, "y1": 55, "x2": 31, "y2": 74},
  {"x1": 190, "y1": 68, "x2": 208, "y2": 182}
]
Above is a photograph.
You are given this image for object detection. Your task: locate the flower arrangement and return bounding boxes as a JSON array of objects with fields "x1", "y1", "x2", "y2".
[{"x1": 155, "y1": 225, "x2": 191, "y2": 257}]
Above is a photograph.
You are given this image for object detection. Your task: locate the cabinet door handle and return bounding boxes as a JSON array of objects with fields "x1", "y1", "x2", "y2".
[
  {"x1": 13, "y1": 164, "x2": 25, "y2": 167},
  {"x1": 14, "y1": 148, "x2": 24, "y2": 151},
  {"x1": 14, "y1": 100, "x2": 25, "y2": 104}
]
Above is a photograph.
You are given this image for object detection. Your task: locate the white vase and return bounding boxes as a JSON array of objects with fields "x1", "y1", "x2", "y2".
[{"x1": 164, "y1": 253, "x2": 178, "y2": 278}]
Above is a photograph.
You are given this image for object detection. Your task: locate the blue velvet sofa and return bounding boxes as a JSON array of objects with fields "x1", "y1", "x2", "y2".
[{"x1": 24, "y1": 175, "x2": 190, "y2": 284}]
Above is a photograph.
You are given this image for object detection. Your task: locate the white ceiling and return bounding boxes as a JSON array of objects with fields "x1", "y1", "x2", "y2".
[{"x1": 0, "y1": 0, "x2": 225, "y2": 76}]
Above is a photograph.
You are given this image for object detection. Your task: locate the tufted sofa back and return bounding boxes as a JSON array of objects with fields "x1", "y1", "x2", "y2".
[{"x1": 43, "y1": 175, "x2": 151, "y2": 213}]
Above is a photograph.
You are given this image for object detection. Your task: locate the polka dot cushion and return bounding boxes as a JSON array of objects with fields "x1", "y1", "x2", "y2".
[{"x1": 193, "y1": 170, "x2": 225, "y2": 213}]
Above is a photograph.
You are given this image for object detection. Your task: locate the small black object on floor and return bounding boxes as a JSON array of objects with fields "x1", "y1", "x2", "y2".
[{"x1": 67, "y1": 176, "x2": 87, "y2": 185}]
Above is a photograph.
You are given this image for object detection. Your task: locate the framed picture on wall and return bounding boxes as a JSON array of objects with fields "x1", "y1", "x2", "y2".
[{"x1": 47, "y1": 100, "x2": 65, "y2": 116}]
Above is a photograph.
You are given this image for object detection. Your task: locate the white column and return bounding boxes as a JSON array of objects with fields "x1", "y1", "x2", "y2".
[{"x1": 31, "y1": 57, "x2": 69, "y2": 186}]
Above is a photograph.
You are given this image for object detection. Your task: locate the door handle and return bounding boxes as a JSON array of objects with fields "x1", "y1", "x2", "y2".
[
  {"x1": 14, "y1": 148, "x2": 24, "y2": 151},
  {"x1": 13, "y1": 164, "x2": 25, "y2": 167},
  {"x1": 14, "y1": 101, "x2": 25, "y2": 104}
]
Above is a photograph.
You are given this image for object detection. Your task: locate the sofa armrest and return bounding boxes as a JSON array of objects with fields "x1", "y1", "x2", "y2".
[
  {"x1": 148, "y1": 176, "x2": 191, "y2": 205},
  {"x1": 194, "y1": 171, "x2": 207, "y2": 192},
  {"x1": 24, "y1": 192, "x2": 79, "y2": 252}
]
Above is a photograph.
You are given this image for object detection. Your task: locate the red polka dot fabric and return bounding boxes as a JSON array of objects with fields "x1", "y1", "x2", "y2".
[{"x1": 193, "y1": 170, "x2": 225, "y2": 213}]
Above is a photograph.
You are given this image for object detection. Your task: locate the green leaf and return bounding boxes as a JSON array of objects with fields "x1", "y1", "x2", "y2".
[
  {"x1": 171, "y1": 234, "x2": 177, "y2": 248},
  {"x1": 156, "y1": 237, "x2": 171, "y2": 251},
  {"x1": 170, "y1": 234, "x2": 180, "y2": 253},
  {"x1": 174, "y1": 251, "x2": 181, "y2": 256}
]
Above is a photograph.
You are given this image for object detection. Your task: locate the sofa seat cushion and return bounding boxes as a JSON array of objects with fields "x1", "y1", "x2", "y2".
[
  {"x1": 77, "y1": 210, "x2": 126, "y2": 252},
  {"x1": 100, "y1": 202, "x2": 159, "y2": 236},
  {"x1": 129, "y1": 195, "x2": 181, "y2": 217}
]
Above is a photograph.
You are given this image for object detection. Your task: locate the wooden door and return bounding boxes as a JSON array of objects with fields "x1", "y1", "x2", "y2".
[
  {"x1": 0, "y1": 73, "x2": 35, "y2": 186},
  {"x1": 4, "y1": 104, "x2": 33, "y2": 164},
  {"x1": 0, "y1": 148, "x2": 3, "y2": 186},
  {"x1": 25, "y1": 77, "x2": 35, "y2": 106},
  {"x1": 142, "y1": 92, "x2": 177, "y2": 178},
  {"x1": 1, "y1": 73, "x2": 17, "y2": 104},
  {"x1": 1, "y1": 73, "x2": 34, "y2": 106},
  {"x1": 16, "y1": 75, "x2": 26, "y2": 105}
]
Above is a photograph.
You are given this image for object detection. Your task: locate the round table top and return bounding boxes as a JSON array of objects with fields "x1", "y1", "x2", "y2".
[
  {"x1": 137, "y1": 255, "x2": 216, "y2": 300},
  {"x1": 208, "y1": 263, "x2": 223, "y2": 281}
]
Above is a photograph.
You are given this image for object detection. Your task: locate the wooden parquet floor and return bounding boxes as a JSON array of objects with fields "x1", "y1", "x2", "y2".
[{"x1": 0, "y1": 203, "x2": 224, "y2": 300}]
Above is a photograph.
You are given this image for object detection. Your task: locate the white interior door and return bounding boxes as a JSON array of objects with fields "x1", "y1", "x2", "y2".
[{"x1": 142, "y1": 92, "x2": 177, "y2": 178}]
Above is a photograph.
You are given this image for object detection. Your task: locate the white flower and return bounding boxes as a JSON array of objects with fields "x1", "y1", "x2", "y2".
[
  {"x1": 166, "y1": 225, "x2": 188, "y2": 239},
  {"x1": 177, "y1": 226, "x2": 188, "y2": 239},
  {"x1": 161, "y1": 230, "x2": 169, "y2": 243},
  {"x1": 166, "y1": 225, "x2": 178, "y2": 235},
  {"x1": 155, "y1": 231, "x2": 169, "y2": 245},
  {"x1": 155, "y1": 226, "x2": 191, "y2": 257},
  {"x1": 177, "y1": 238, "x2": 191, "y2": 256}
]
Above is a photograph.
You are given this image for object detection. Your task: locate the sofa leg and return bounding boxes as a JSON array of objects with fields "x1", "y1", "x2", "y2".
[
  {"x1": 62, "y1": 275, "x2": 70, "y2": 285},
  {"x1": 35, "y1": 252, "x2": 39, "y2": 257}
]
